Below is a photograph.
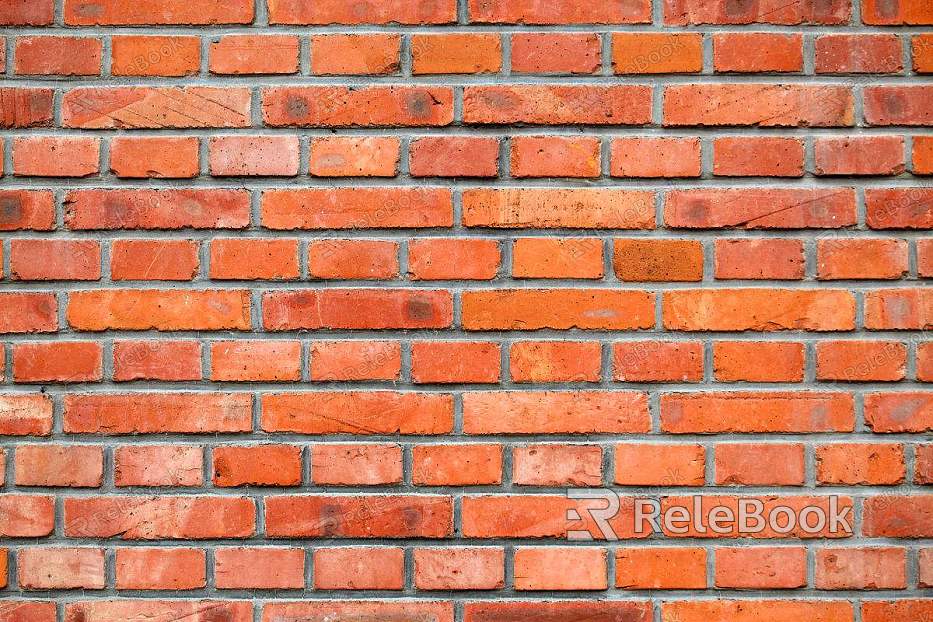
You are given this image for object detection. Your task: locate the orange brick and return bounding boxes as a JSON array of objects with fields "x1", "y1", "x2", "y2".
[
  {"x1": 210, "y1": 35, "x2": 299, "y2": 75},
  {"x1": 715, "y1": 443, "x2": 805, "y2": 486},
  {"x1": 209, "y1": 136, "x2": 300, "y2": 177},
  {"x1": 408, "y1": 239, "x2": 500, "y2": 280},
  {"x1": 210, "y1": 238, "x2": 299, "y2": 280},
  {"x1": 412, "y1": 444, "x2": 502, "y2": 486},
  {"x1": 310, "y1": 137, "x2": 399, "y2": 177},
  {"x1": 13, "y1": 342, "x2": 103, "y2": 383},
  {"x1": 715, "y1": 547, "x2": 807, "y2": 589},
  {"x1": 511, "y1": 33, "x2": 600, "y2": 74},
  {"x1": 713, "y1": 137, "x2": 805, "y2": 177},
  {"x1": 110, "y1": 137, "x2": 200, "y2": 178},
  {"x1": 308, "y1": 239, "x2": 399, "y2": 280},
  {"x1": 715, "y1": 239, "x2": 805, "y2": 279},
  {"x1": 116, "y1": 548, "x2": 206, "y2": 590},
  {"x1": 512, "y1": 238, "x2": 604, "y2": 279},
  {"x1": 514, "y1": 547, "x2": 607, "y2": 590},
  {"x1": 311, "y1": 444, "x2": 403, "y2": 485},
  {"x1": 314, "y1": 547, "x2": 404, "y2": 590},
  {"x1": 613, "y1": 33, "x2": 702, "y2": 73},
  {"x1": 611, "y1": 137, "x2": 701, "y2": 178},
  {"x1": 613, "y1": 341, "x2": 704, "y2": 383},
  {"x1": 310, "y1": 34, "x2": 401, "y2": 75},
  {"x1": 211, "y1": 340, "x2": 301, "y2": 382},
  {"x1": 410, "y1": 137, "x2": 500, "y2": 178},
  {"x1": 15, "y1": 445, "x2": 103, "y2": 487},
  {"x1": 212, "y1": 445, "x2": 302, "y2": 487},
  {"x1": 111, "y1": 36, "x2": 200, "y2": 76},
  {"x1": 215, "y1": 547, "x2": 305, "y2": 589},
  {"x1": 511, "y1": 136, "x2": 600, "y2": 178},
  {"x1": 714, "y1": 33, "x2": 802, "y2": 72},
  {"x1": 713, "y1": 341, "x2": 805, "y2": 382},
  {"x1": 411, "y1": 341, "x2": 501, "y2": 384},
  {"x1": 614, "y1": 239, "x2": 703, "y2": 281},
  {"x1": 512, "y1": 444, "x2": 602, "y2": 486},
  {"x1": 414, "y1": 547, "x2": 504, "y2": 590},
  {"x1": 615, "y1": 443, "x2": 705, "y2": 486},
  {"x1": 816, "y1": 341, "x2": 907, "y2": 382},
  {"x1": 616, "y1": 547, "x2": 706, "y2": 589},
  {"x1": 13, "y1": 136, "x2": 100, "y2": 177},
  {"x1": 412, "y1": 34, "x2": 501, "y2": 74},
  {"x1": 816, "y1": 443, "x2": 905, "y2": 485},
  {"x1": 510, "y1": 341, "x2": 601, "y2": 383},
  {"x1": 816, "y1": 34, "x2": 903, "y2": 73},
  {"x1": 310, "y1": 341, "x2": 401, "y2": 381},
  {"x1": 15, "y1": 36, "x2": 102, "y2": 76}
]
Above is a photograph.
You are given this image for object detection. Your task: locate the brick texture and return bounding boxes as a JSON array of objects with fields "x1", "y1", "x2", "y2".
[{"x1": 0, "y1": 0, "x2": 930, "y2": 616}]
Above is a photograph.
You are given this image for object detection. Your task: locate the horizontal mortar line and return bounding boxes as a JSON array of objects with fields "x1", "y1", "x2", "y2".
[
  {"x1": 6, "y1": 76, "x2": 933, "y2": 86},
  {"x1": 4, "y1": 127, "x2": 933, "y2": 135}
]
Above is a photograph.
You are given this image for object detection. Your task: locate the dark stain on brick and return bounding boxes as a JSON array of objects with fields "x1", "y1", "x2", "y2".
[
  {"x1": 0, "y1": 195, "x2": 23, "y2": 224},
  {"x1": 286, "y1": 95, "x2": 309, "y2": 120},
  {"x1": 874, "y1": 0, "x2": 901, "y2": 20},
  {"x1": 405, "y1": 297, "x2": 434, "y2": 321},
  {"x1": 723, "y1": 0, "x2": 759, "y2": 19}
]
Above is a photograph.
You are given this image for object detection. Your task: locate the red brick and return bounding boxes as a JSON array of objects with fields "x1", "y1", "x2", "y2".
[
  {"x1": 414, "y1": 547, "x2": 504, "y2": 590},
  {"x1": 314, "y1": 548, "x2": 403, "y2": 590},
  {"x1": 409, "y1": 239, "x2": 500, "y2": 280},
  {"x1": 665, "y1": 289, "x2": 856, "y2": 332},
  {"x1": 465, "y1": 602, "x2": 649, "y2": 622},
  {"x1": 0, "y1": 293, "x2": 57, "y2": 333},
  {"x1": 64, "y1": 393, "x2": 252, "y2": 434},
  {"x1": 666, "y1": 188, "x2": 856, "y2": 229},
  {"x1": 13, "y1": 342, "x2": 102, "y2": 383},
  {"x1": 921, "y1": 239, "x2": 933, "y2": 276},
  {"x1": 0, "y1": 394, "x2": 53, "y2": 436},
  {"x1": 116, "y1": 548, "x2": 206, "y2": 590},
  {"x1": 11, "y1": 240, "x2": 101, "y2": 280},
  {"x1": 469, "y1": 0, "x2": 650, "y2": 24},
  {"x1": 919, "y1": 342, "x2": 933, "y2": 382},
  {"x1": 262, "y1": 86, "x2": 453, "y2": 127},
  {"x1": 465, "y1": 85, "x2": 651, "y2": 125},
  {"x1": 18, "y1": 548, "x2": 105, "y2": 590},
  {"x1": 914, "y1": 34, "x2": 933, "y2": 72},
  {"x1": 918, "y1": 446, "x2": 933, "y2": 484},
  {"x1": 68, "y1": 289, "x2": 251, "y2": 331},
  {"x1": 614, "y1": 239, "x2": 703, "y2": 281},
  {"x1": 0, "y1": 0, "x2": 53, "y2": 25},
  {"x1": 714, "y1": 33, "x2": 802, "y2": 72},
  {"x1": 463, "y1": 391, "x2": 649, "y2": 434},
  {"x1": 816, "y1": 34, "x2": 903, "y2": 73},
  {"x1": 65, "y1": 189, "x2": 250, "y2": 230},
  {"x1": 612, "y1": 33, "x2": 702, "y2": 73},
  {"x1": 512, "y1": 444, "x2": 602, "y2": 486},
  {"x1": 64, "y1": 0, "x2": 254, "y2": 24},
  {"x1": 715, "y1": 239, "x2": 805, "y2": 279},
  {"x1": 864, "y1": 289, "x2": 932, "y2": 330},
  {"x1": 665, "y1": 0, "x2": 851, "y2": 24},
  {"x1": 611, "y1": 137, "x2": 701, "y2": 178},
  {"x1": 262, "y1": 392, "x2": 453, "y2": 435},
  {"x1": 661, "y1": 392, "x2": 855, "y2": 433},
  {"x1": 114, "y1": 445, "x2": 204, "y2": 487},
  {"x1": 111, "y1": 36, "x2": 200, "y2": 76},
  {"x1": 110, "y1": 137, "x2": 199, "y2": 178},
  {"x1": 113, "y1": 340, "x2": 202, "y2": 382},
  {"x1": 0, "y1": 602, "x2": 56, "y2": 620},
  {"x1": 13, "y1": 137, "x2": 100, "y2": 177},
  {"x1": 210, "y1": 340, "x2": 301, "y2": 382},
  {"x1": 511, "y1": 33, "x2": 600, "y2": 74},
  {"x1": 0, "y1": 88, "x2": 54, "y2": 128},
  {"x1": 410, "y1": 137, "x2": 500, "y2": 177},
  {"x1": 310, "y1": 137, "x2": 400, "y2": 177},
  {"x1": 0, "y1": 495, "x2": 55, "y2": 537},
  {"x1": 64, "y1": 496, "x2": 256, "y2": 539},
  {"x1": 514, "y1": 547, "x2": 607, "y2": 590},
  {"x1": 664, "y1": 84, "x2": 854, "y2": 127},
  {"x1": 65, "y1": 602, "x2": 251, "y2": 622},
  {"x1": 263, "y1": 289, "x2": 452, "y2": 330},
  {"x1": 463, "y1": 289, "x2": 654, "y2": 330},
  {"x1": 412, "y1": 34, "x2": 501, "y2": 74},
  {"x1": 412, "y1": 444, "x2": 502, "y2": 486},
  {"x1": 310, "y1": 341, "x2": 401, "y2": 381},
  {"x1": 269, "y1": 0, "x2": 456, "y2": 24},
  {"x1": 213, "y1": 445, "x2": 302, "y2": 486},
  {"x1": 15, "y1": 445, "x2": 103, "y2": 487},
  {"x1": 210, "y1": 238, "x2": 299, "y2": 280},
  {"x1": 209, "y1": 135, "x2": 299, "y2": 177},
  {"x1": 817, "y1": 547, "x2": 907, "y2": 589},
  {"x1": 613, "y1": 341, "x2": 705, "y2": 383},
  {"x1": 715, "y1": 443, "x2": 805, "y2": 486},
  {"x1": 0, "y1": 190, "x2": 55, "y2": 230},
  {"x1": 464, "y1": 188, "x2": 653, "y2": 229},
  {"x1": 63, "y1": 87, "x2": 252, "y2": 129},
  {"x1": 816, "y1": 341, "x2": 907, "y2": 382},
  {"x1": 310, "y1": 34, "x2": 401, "y2": 75},
  {"x1": 411, "y1": 341, "x2": 501, "y2": 384},
  {"x1": 864, "y1": 392, "x2": 932, "y2": 432},
  {"x1": 816, "y1": 443, "x2": 905, "y2": 486},
  {"x1": 510, "y1": 341, "x2": 601, "y2": 383},
  {"x1": 265, "y1": 602, "x2": 449, "y2": 622},
  {"x1": 616, "y1": 547, "x2": 706, "y2": 588},
  {"x1": 215, "y1": 547, "x2": 305, "y2": 589},
  {"x1": 713, "y1": 341, "x2": 805, "y2": 382},
  {"x1": 264, "y1": 495, "x2": 452, "y2": 538},
  {"x1": 862, "y1": 0, "x2": 933, "y2": 24},
  {"x1": 915, "y1": 137, "x2": 933, "y2": 174},
  {"x1": 866, "y1": 188, "x2": 933, "y2": 229},
  {"x1": 863, "y1": 601, "x2": 933, "y2": 622},
  {"x1": 715, "y1": 547, "x2": 807, "y2": 589},
  {"x1": 111, "y1": 240, "x2": 199, "y2": 281},
  {"x1": 815, "y1": 136, "x2": 905, "y2": 176},
  {"x1": 311, "y1": 444, "x2": 403, "y2": 486},
  {"x1": 308, "y1": 240, "x2": 399, "y2": 280},
  {"x1": 511, "y1": 136, "x2": 600, "y2": 178},
  {"x1": 864, "y1": 86, "x2": 933, "y2": 126},
  {"x1": 713, "y1": 137, "x2": 805, "y2": 177},
  {"x1": 14, "y1": 36, "x2": 102, "y2": 76},
  {"x1": 210, "y1": 35, "x2": 299, "y2": 75},
  {"x1": 512, "y1": 238, "x2": 603, "y2": 279},
  {"x1": 262, "y1": 188, "x2": 452, "y2": 229},
  {"x1": 922, "y1": 548, "x2": 933, "y2": 585}
]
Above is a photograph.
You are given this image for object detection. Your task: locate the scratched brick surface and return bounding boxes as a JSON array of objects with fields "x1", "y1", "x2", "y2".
[{"x1": 0, "y1": 0, "x2": 931, "y2": 620}]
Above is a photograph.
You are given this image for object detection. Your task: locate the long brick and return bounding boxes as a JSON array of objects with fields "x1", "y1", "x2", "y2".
[
  {"x1": 661, "y1": 392, "x2": 855, "y2": 433},
  {"x1": 268, "y1": 0, "x2": 456, "y2": 24},
  {"x1": 462, "y1": 289, "x2": 655, "y2": 330},
  {"x1": 262, "y1": 86, "x2": 453, "y2": 127},
  {"x1": 64, "y1": 0, "x2": 254, "y2": 24},
  {"x1": 63, "y1": 393, "x2": 253, "y2": 434},
  {"x1": 67, "y1": 289, "x2": 251, "y2": 331},
  {"x1": 666, "y1": 188, "x2": 857, "y2": 228},
  {"x1": 464, "y1": 86, "x2": 652, "y2": 125},
  {"x1": 664, "y1": 84, "x2": 854, "y2": 126},
  {"x1": 464, "y1": 188, "x2": 654, "y2": 229},
  {"x1": 262, "y1": 188, "x2": 452, "y2": 229},
  {"x1": 263, "y1": 289, "x2": 452, "y2": 330},
  {"x1": 65, "y1": 189, "x2": 250, "y2": 230},
  {"x1": 62, "y1": 87, "x2": 251, "y2": 128}
]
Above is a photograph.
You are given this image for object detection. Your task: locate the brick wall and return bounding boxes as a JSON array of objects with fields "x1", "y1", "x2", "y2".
[{"x1": 0, "y1": 0, "x2": 931, "y2": 620}]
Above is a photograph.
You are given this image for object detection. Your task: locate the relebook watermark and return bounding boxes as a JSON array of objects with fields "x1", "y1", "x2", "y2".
[{"x1": 566, "y1": 490, "x2": 853, "y2": 541}]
